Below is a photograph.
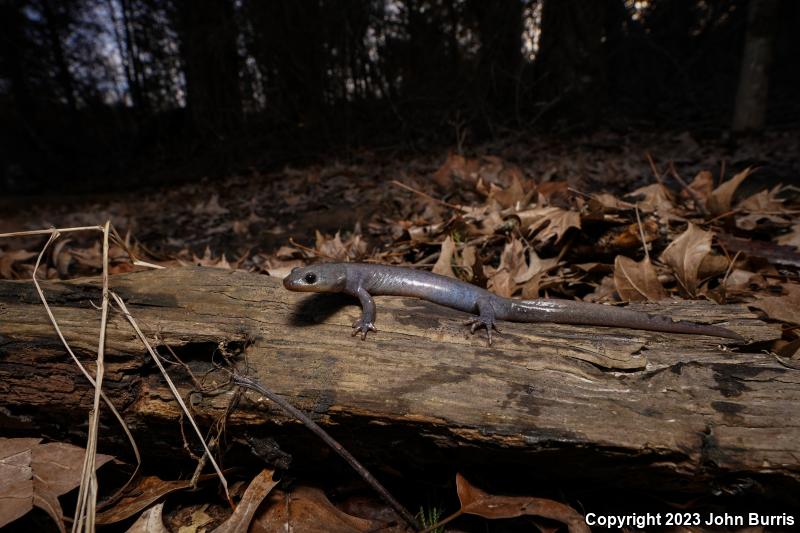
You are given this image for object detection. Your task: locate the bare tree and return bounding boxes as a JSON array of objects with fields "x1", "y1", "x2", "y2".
[{"x1": 732, "y1": 0, "x2": 780, "y2": 133}]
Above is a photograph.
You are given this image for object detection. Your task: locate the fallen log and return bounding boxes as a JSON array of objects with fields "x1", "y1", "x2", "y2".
[{"x1": 0, "y1": 266, "x2": 795, "y2": 498}]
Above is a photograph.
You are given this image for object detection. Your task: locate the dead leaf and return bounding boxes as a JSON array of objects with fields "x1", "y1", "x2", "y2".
[
  {"x1": 212, "y1": 469, "x2": 279, "y2": 533},
  {"x1": 484, "y1": 238, "x2": 542, "y2": 297},
  {"x1": 33, "y1": 442, "x2": 113, "y2": 498},
  {"x1": 611, "y1": 219, "x2": 659, "y2": 249},
  {"x1": 96, "y1": 476, "x2": 195, "y2": 524},
  {"x1": 486, "y1": 269, "x2": 515, "y2": 298},
  {"x1": 315, "y1": 230, "x2": 368, "y2": 261},
  {"x1": 262, "y1": 259, "x2": 305, "y2": 279},
  {"x1": 628, "y1": 183, "x2": 674, "y2": 215},
  {"x1": 537, "y1": 180, "x2": 569, "y2": 199},
  {"x1": 590, "y1": 193, "x2": 635, "y2": 211},
  {"x1": 432, "y1": 153, "x2": 480, "y2": 187},
  {"x1": 69, "y1": 242, "x2": 103, "y2": 270},
  {"x1": 737, "y1": 184, "x2": 785, "y2": 212},
  {"x1": 459, "y1": 245, "x2": 477, "y2": 279},
  {"x1": 177, "y1": 506, "x2": 214, "y2": 533},
  {"x1": 717, "y1": 232, "x2": 800, "y2": 268},
  {"x1": 735, "y1": 185, "x2": 792, "y2": 230},
  {"x1": 517, "y1": 249, "x2": 558, "y2": 284},
  {"x1": 520, "y1": 273, "x2": 544, "y2": 299},
  {"x1": 337, "y1": 494, "x2": 404, "y2": 524},
  {"x1": 777, "y1": 224, "x2": 800, "y2": 250},
  {"x1": 432, "y1": 236, "x2": 456, "y2": 278},
  {"x1": 0, "y1": 438, "x2": 113, "y2": 531},
  {"x1": 0, "y1": 249, "x2": 37, "y2": 279},
  {"x1": 127, "y1": 502, "x2": 169, "y2": 533},
  {"x1": 776, "y1": 337, "x2": 800, "y2": 359},
  {"x1": 489, "y1": 173, "x2": 528, "y2": 208},
  {"x1": 192, "y1": 193, "x2": 229, "y2": 215},
  {"x1": 186, "y1": 247, "x2": 232, "y2": 269},
  {"x1": 685, "y1": 170, "x2": 714, "y2": 203},
  {"x1": 251, "y1": 486, "x2": 387, "y2": 533},
  {"x1": 584, "y1": 275, "x2": 618, "y2": 303},
  {"x1": 407, "y1": 221, "x2": 445, "y2": 243},
  {"x1": 660, "y1": 223, "x2": 712, "y2": 296},
  {"x1": 749, "y1": 284, "x2": 800, "y2": 325},
  {"x1": 275, "y1": 245, "x2": 301, "y2": 259},
  {"x1": 461, "y1": 203, "x2": 507, "y2": 236},
  {"x1": 454, "y1": 473, "x2": 590, "y2": 533},
  {"x1": 613, "y1": 255, "x2": 666, "y2": 302},
  {"x1": 512, "y1": 206, "x2": 580, "y2": 244},
  {"x1": 232, "y1": 219, "x2": 250, "y2": 236},
  {"x1": 0, "y1": 438, "x2": 37, "y2": 528},
  {"x1": 724, "y1": 269, "x2": 765, "y2": 292},
  {"x1": 707, "y1": 167, "x2": 752, "y2": 215},
  {"x1": 52, "y1": 239, "x2": 73, "y2": 277},
  {"x1": 697, "y1": 254, "x2": 730, "y2": 279}
]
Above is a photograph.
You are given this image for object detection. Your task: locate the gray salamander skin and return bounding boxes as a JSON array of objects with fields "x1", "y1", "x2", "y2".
[{"x1": 282, "y1": 263, "x2": 743, "y2": 344}]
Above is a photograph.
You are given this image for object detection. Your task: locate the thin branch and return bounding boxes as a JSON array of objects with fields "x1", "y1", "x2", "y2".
[
  {"x1": 232, "y1": 372, "x2": 421, "y2": 531},
  {"x1": 73, "y1": 221, "x2": 111, "y2": 533},
  {"x1": 27, "y1": 227, "x2": 141, "y2": 525},
  {"x1": 108, "y1": 225, "x2": 165, "y2": 269},
  {"x1": 668, "y1": 161, "x2": 708, "y2": 215},
  {"x1": 645, "y1": 153, "x2": 665, "y2": 185},
  {"x1": 391, "y1": 179, "x2": 463, "y2": 210},
  {"x1": 110, "y1": 292, "x2": 232, "y2": 507},
  {"x1": 0, "y1": 226, "x2": 103, "y2": 238},
  {"x1": 634, "y1": 205, "x2": 649, "y2": 262},
  {"x1": 288, "y1": 237, "x2": 335, "y2": 260}
]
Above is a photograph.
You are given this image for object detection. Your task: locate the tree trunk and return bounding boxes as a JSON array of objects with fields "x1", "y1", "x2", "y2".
[
  {"x1": 470, "y1": 0, "x2": 524, "y2": 117},
  {"x1": 0, "y1": 267, "x2": 794, "y2": 497},
  {"x1": 176, "y1": 0, "x2": 242, "y2": 134},
  {"x1": 535, "y1": 0, "x2": 606, "y2": 123},
  {"x1": 732, "y1": 0, "x2": 780, "y2": 132},
  {"x1": 41, "y1": 0, "x2": 77, "y2": 110}
]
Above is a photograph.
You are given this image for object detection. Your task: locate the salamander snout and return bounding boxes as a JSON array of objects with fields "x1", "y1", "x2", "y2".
[{"x1": 283, "y1": 264, "x2": 346, "y2": 293}]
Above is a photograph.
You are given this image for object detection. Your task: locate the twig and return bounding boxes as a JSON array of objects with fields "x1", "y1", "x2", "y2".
[
  {"x1": 645, "y1": 153, "x2": 665, "y2": 185},
  {"x1": 0, "y1": 226, "x2": 103, "y2": 238},
  {"x1": 287, "y1": 237, "x2": 336, "y2": 260},
  {"x1": 668, "y1": 161, "x2": 708, "y2": 215},
  {"x1": 634, "y1": 205, "x2": 649, "y2": 262},
  {"x1": 703, "y1": 208, "x2": 742, "y2": 225},
  {"x1": 109, "y1": 226, "x2": 165, "y2": 269},
  {"x1": 110, "y1": 292, "x2": 232, "y2": 507},
  {"x1": 719, "y1": 250, "x2": 743, "y2": 304},
  {"x1": 24, "y1": 226, "x2": 141, "y2": 525},
  {"x1": 391, "y1": 180, "x2": 462, "y2": 210},
  {"x1": 231, "y1": 373, "x2": 421, "y2": 531},
  {"x1": 73, "y1": 222, "x2": 111, "y2": 533}
]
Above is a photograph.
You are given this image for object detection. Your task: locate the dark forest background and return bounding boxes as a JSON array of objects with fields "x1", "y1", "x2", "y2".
[{"x1": 1, "y1": 0, "x2": 798, "y2": 194}]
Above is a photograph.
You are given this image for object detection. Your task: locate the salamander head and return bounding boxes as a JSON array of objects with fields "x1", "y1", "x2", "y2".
[{"x1": 283, "y1": 263, "x2": 347, "y2": 293}]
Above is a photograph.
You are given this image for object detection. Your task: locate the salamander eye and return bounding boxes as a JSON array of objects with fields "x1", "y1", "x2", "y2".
[{"x1": 304, "y1": 273, "x2": 317, "y2": 284}]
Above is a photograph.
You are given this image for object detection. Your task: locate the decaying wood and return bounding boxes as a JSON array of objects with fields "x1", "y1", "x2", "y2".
[{"x1": 0, "y1": 266, "x2": 795, "y2": 496}]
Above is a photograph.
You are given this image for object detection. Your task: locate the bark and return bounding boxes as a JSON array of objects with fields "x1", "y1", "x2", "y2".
[
  {"x1": 0, "y1": 267, "x2": 795, "y2": 496},
  {"x1": 732, "y1": 0, "x2": 780, "y2": 132}
]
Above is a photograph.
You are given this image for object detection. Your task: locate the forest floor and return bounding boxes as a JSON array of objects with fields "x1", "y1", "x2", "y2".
[
  {"x1": 2, "y1": 128, "x2": 799, "y2": 269},
  {"x1": 1, "y1": 128, "x2": 800, "y2": 531}
]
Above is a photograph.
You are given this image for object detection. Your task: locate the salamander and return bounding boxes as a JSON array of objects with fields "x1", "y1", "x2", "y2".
[{"x1": 283, "y1": 263, "x2": 743, "y2": 344}]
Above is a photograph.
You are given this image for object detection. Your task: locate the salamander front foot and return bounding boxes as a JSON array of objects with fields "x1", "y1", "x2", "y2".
[{"x1": 352, "y1": 318, "x2": 377, "y2": 340}]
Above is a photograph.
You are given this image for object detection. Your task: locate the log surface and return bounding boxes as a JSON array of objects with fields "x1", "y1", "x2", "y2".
[{"x1": 0, "y1": 266, "x2": 795, "y2": 495}]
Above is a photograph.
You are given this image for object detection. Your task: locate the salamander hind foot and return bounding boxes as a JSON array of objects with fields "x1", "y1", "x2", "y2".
[
  {"x1": 465, "y1": 299, "x2": 500, "y2": 345},
  {"x1": 352, "y1": 318, "x2": 377, "y2": 340}
]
